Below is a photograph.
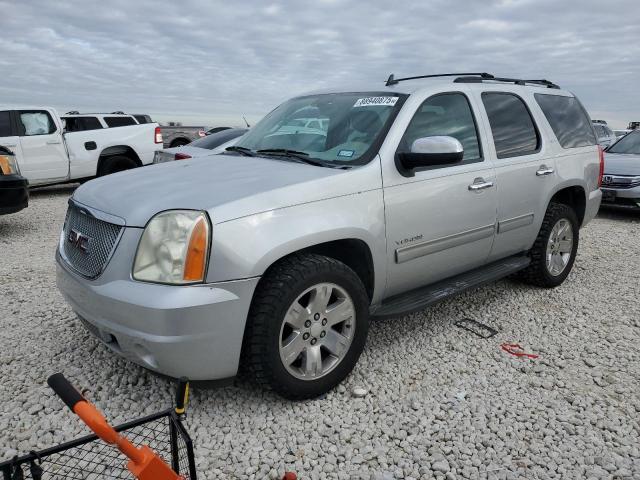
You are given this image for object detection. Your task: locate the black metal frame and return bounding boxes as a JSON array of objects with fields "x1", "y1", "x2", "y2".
[
  {"x1": 1, "y1": 409, "x2": 197, "y2": 480},
  {"x1": 385, "y1": 72, "x2": 560, "y2": 89}
]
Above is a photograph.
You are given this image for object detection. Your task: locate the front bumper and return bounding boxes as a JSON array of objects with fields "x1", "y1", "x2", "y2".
[
  {"x1": 0, "y1": 175, "x2": 28, "y2": 215},
  {"x1": 56, "y1": 252, "x2": 259, "y2": 380},
  {"x1": 600, "y1": 185, "x2": 640, "y2": 209}
]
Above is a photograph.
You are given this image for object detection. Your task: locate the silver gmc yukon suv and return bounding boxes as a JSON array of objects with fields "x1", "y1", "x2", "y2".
[{"x1": 57, "y1": 73, "x2": 602, "y2": 399}]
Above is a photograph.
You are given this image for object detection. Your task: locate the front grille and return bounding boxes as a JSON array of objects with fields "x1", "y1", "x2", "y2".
[
  {"x1": 602, "y1": 175, "x2": 640, "y2": 189},
  {"x1": 62, "y1": 203, "x2": 123, "y2": 278}
]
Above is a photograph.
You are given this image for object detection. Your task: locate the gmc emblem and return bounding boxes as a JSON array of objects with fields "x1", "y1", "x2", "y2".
[{"x1": 67, "y1": 229, "x2": 90, "y2": 253}]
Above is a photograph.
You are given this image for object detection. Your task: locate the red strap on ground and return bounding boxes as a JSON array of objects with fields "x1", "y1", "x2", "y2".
[
  {"x1": 282, "y1": 473, "x2": 297, "y2": 480},
  {"x1": 501, "y1": 343, "x2": 539, "y2": 359}
]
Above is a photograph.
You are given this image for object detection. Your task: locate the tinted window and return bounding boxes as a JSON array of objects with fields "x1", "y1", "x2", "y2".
[
  {"x1": 534, "y1": 94, "x2": 596, "y2": 148},
  {"x1": 133, "y1": 115, "x2": 152, "y2": 124},
  {"x1": 482, "y1": 93, "x2": 539, "y2": 158},
  {"x1": 0, "y1": 111, "x2": 11, "y2": 137},
  {"x1": 19, "y1": 111, "x2": 56, "y2": 136},
  {"x1": 190, "y1": 128, "x2": 248, "y2": 149},
  {"x1": 399, "y1": 93, "x2": 481, "y2": 165},
  {"x1": 104, "y1": 116, "x2": 137, "y2": 127},
  {"x1": 608, "y1": 131, "x2": 640, "y2": 155},
  {"x1": 64, "y1": 117, "x2": 103, "y2": 132}
]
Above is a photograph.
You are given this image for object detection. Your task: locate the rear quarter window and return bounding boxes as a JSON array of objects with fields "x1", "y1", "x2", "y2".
[
  {"x1": 534, "y1": 94, "x2": 596, "y2": 148},
  {"x1": 104, "y1": 116, "x2": 137, "y2": 128}
]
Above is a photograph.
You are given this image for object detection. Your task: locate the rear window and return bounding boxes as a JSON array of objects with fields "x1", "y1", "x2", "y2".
[
  {"x1": 0, "y1": 111, "x2": 11, "y2": 137},
  {"x1": 482, "y1": 92, "x2": 540, "y2": 158},
  {"x1": 191, "y1": 128, "x2": 248, "y2": 149},
  {"x1": 64, "y1": 117, "x2": 103, "y2": 132},
  {"x1": 133, "y1": 115, "x2": 152, "y2": 124},
  {"x1": 104, "y1": 116, "x2": 137, "y2": 127},
  {"x1": 535, "y1": 94, "x2": 596, "y2": 148}
]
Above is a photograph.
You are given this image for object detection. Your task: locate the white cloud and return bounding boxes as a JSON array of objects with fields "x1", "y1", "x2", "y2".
[{"x1": 0, "y1": 0, "x2": 638, "y2": 128}]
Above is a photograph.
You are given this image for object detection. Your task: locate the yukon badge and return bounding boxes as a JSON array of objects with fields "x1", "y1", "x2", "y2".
[{"x1": 68, "y1": 229, "x2": 91, "y2": 253}]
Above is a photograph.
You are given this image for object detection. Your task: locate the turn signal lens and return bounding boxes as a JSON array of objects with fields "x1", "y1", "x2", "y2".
[
  {"x1": 0, "y1": 154, "x2": 20, "y2": 175},
  {"x1": 183, "y1": 216, "x2": 208, "y2": 282}
]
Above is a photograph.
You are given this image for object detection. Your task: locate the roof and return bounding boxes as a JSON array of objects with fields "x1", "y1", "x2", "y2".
[{"x1": 302, "y1": 73, "x2": 572, "y2": 97}]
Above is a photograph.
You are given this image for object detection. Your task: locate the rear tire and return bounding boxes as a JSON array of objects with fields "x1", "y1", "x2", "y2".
[
  {"x1": 170, "y1": 139, "x2": 189, "y2": 148},
  {"x1": 244, "y1": 253, "x2": 370, "y2": 400},
  {"x1": 98, "y1": 155, "x2": 138, "y2": 176},
  {"x1": 520, "y1": 202, "x2": 579, "y2": 288}
]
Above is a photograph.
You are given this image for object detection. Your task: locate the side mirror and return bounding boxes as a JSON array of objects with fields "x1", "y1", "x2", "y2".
[{"x1": 397, "y1": 136, "x2": 464, "y2": 176}]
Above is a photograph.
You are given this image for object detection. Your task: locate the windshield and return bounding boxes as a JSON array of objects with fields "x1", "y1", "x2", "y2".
[
  {"x1": 608, "y1": 131, "x2": 640, "y2": 154},
  {"x1": 232, "y1": 92, "x2": 406, "y2": 166}
]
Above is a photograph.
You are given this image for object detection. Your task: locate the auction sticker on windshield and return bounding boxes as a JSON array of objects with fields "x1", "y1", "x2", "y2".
[{"x1": 353, "y1": 97, "x2": 398, "y2": 107}]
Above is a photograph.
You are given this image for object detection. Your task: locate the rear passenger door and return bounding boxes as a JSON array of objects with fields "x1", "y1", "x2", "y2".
[{"x1": 476, "y1": 91, "x2": 556, "y2": 261}]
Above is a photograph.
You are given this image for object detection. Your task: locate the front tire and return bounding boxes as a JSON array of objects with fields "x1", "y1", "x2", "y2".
[
  {"x1": 244, "y1": 254, "x2": 370, "y2": 400},
  {"x1": 520, "y1": 202, "x2": 579, "y2": 288}
]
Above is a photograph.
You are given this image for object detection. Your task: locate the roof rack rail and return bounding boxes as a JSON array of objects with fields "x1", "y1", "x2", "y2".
[
  {"x1": 65, "y1": 111, "x2": 80, "y2": 115},
  {"x1": 454, "y1": 75, "x2": 560, "y2": 89},
  {"x1": 385, "y1": 72, "x2": 494, "y2": 86}
]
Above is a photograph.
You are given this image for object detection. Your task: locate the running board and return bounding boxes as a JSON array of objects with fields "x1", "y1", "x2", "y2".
[{"x1": 372, "y1": 255, "x2": 530, "y2": 319}]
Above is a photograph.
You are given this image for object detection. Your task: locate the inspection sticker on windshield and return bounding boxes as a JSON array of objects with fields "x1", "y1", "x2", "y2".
[
  {"x1": 338, "y1": 149, "x2": 355, "y2": 157},
  {"x1": 353, "y1": 96, "x2": 398, "y2": 108}
]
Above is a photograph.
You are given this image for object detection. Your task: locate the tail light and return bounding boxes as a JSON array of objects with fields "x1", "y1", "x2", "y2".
[
  {"x1": 597, "y1": 145, "x2": 604, "y2": 187},
  {"x1": 197, "y1": 130, "x2": 206, "y2": 137},
  {"x1": 174, "y1": 153, "x2": 192, "y2": 160},
  {"x1": 154, "y1": 127, "x2": 163, "y2": 144}
]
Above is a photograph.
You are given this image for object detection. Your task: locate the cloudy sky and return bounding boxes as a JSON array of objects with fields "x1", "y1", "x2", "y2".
[{"x1": 2, "y1": 0, "x2": 639, "y2": 128}]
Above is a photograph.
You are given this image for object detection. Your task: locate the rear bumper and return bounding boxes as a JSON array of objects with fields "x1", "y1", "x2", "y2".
[
  {"x1": 583, "y1": 188, "x2": 602, "y2": 225},
  {"x1": 56, "y1": 252, "x2": 259, "y2": 380},
  {"x1": 0, "y1": 175, "x2": 28, "y2": 215}
]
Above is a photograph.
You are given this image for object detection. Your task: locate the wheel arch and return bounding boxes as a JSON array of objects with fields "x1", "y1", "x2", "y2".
[
  {"x1": 170, "y1": 137, "x2": 191, "y2": 148},
  {"x1": 548, "y1": 183, "x2": 587, "y2": 226},
  {"x1": 97, "y1": 145, "x2": 142, "y2": 174}
]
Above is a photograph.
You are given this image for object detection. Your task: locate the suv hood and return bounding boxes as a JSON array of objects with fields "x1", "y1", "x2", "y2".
[
  {"x1": 73, "y1": 154, "x2": 380, "y2": 227},
  {"x1": 604, "y1": 152, "x2": 640, "y2": 176}
]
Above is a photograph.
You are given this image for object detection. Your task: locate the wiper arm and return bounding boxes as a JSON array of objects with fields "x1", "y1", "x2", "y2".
[
  {"x1": 225, "y1": 146, "x2": 256, "y2": 156},
  {"x1": 256, "y1": 149, "x2": 325, "y2": 167}
]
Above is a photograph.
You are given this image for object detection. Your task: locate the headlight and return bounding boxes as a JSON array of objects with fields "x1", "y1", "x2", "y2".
[
  {"x1": 0, "y1": 152, "x2": 20, "y2": 175},
  {"x1": 133, "y1": 210, "x2": 210, "y2": 284}
]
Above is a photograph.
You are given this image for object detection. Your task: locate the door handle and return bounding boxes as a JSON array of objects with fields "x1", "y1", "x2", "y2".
[
  {"x1": 468, "y1": 178, "x2": 494, "y2": 191},
  {"x1": 536, "y1": 165, "x2": 554, "y2": 176},
  {"x1": 46, "y1": 139, "x2": 62, "y2": 145}
]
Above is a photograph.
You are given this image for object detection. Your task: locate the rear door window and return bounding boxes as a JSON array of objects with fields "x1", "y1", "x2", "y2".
[
  {"x1": 534, "y1": 94, "x2": 596, "y2": 148},
  {"x1": 64, "y1": 117, "x2": 103, "y2": 132},
  {"x1": 0, "y1": 111, "x2": 11, "y2": 137},
  {"x1": 19, "y1": 111, "x2": 57, "y2": 136},
  {"x1": 104, "y1": 116, "x2": 137, "y2": 127},
  {"x1": 481, "y1": 93, "x2": 540, "y2": 158}
]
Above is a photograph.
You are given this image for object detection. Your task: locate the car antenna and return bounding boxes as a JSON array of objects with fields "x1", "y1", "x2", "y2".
[{"x1": 242, "y1": 115, "x2": 250, "y2": 128}]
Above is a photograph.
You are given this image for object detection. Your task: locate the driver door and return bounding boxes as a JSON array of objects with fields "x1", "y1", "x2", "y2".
[{"x1": 382, "y1": 92, "x2": 498, "y2": 297}]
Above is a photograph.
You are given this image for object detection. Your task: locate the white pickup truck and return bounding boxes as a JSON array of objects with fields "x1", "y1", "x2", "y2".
[{"x1": 0, "y1": 108, "x2": 163, "y2": 186}]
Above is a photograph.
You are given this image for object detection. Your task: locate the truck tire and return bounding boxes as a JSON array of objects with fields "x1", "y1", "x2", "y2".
[
  {"x1": 520, "y1": 202, "x2": 579, "y2": 288},
  {"x1": 98, "y1": 156, "x2": 138, "y2": 176},
  {"x1": 170, "y1": 138, "x2": 189, "y2": 148},
  {"x1": 244, "y1": 253, "x2": 370, "y2": 400}
]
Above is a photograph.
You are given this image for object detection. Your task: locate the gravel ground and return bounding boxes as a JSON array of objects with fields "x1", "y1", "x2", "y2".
[{"x1": 1, "y1": 186, "x2": 639, "y2": 480}]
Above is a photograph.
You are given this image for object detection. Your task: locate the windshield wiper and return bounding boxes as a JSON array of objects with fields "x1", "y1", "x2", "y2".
[
  {"x1": 256, "y1": 149, "x2": 325, "y2": 167},
  {"x1": 225, "y1": 146, "x2": 256, "y2": 156}
]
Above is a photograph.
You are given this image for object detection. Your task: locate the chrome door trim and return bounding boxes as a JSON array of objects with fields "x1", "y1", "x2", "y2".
[
  {"x1": 395, "y1": 224, "x2": 495, "y2": 264},
  {"x1": 497, "y1": 213, "x2": 535, "y2": 234}
]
